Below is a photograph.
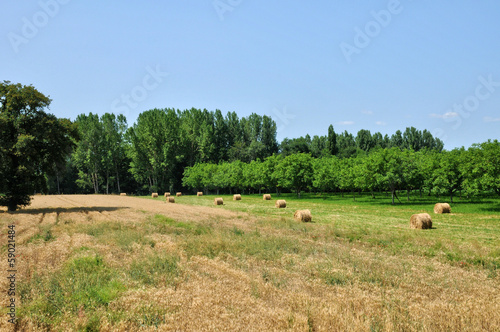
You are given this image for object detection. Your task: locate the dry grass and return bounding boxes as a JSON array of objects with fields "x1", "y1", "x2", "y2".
[{"x1": 0, "y1": 195, "x2": 498, "y2": 331}]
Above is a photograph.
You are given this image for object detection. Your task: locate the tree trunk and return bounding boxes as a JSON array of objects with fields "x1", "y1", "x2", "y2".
[
  {"x1": 391, "y1": 190, "x2": 395, "y2": 205},
  {"x1": 450, "y1": 191, "x2": 453, "y2": 203},
  {"x1": 7, "y1": 199, "x2": 17, "y2": 212},
  {"x1": 407, "y1": 189, "x2": 410, "y2": 201},
  {"x1": 56, "y1": 171, "x2": 61, "y2": 195},
  {"x1": 93, "y1": 172, "x2": 99, "y2": 194},
  {"x1": 116, "y1": 171, "x2": 121, "y2": 193}
]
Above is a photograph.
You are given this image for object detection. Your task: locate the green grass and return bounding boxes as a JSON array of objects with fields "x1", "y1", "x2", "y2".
[
  {"x1": 73, "y1": 221, "x2": 156, "y2": 250},
  {"x1": 18, "y1": 254, "x2": 125, "y2": 329},
  {"x1": 26, "y1": 225, "x2": 55, "y2": 243},
  {"x1": 127, "y1": 253, "x2": 180, "y2": 286},
  {"x1": 154, "y1": 192, "x2": 500, "y2": 275}
]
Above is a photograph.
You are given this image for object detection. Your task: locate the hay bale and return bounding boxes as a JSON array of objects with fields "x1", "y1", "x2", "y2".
[
  {"x1": 233, "y1": 194, "x2": 242, "y2": 201},
  {"x1": 166, "y1": 197, "x2": 175, "y2": 203},
  {"x1": 434, "y1": 203, "x2": 451, "y2": 214},
  {"x1": 151, "y1": 193, "x2": 159, "y2": 198},
  {"x1": 214, "y1": 197, "x2": 224, "y2": 205},
  {"x1": 176, "y1": 192, "x2": 182, "y2": 197},
  {"x1": 275, "y1": 200, "x2": 286, "y2": 208},
  {"x1": 263, "y1": 194, "x2": 271, "y2": 200},
  {"x1": 120, "y1": 193, "x2": 127, "y2": 196},
  {"x1": 410, "y1": 213, "x2": 432, "y2": 229},
  {"x1": 197, "y1": 192, "x2": 203, "y2": 196},
  {"x1": 294, "y1": 209, "x2": 312, "y2": 222},
  {"x1": 164, "y1": 192, "x2": 170, "y2": 197}
]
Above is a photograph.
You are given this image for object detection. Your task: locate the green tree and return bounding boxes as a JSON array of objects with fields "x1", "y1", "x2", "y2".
[
  {"x1": 390, "y1": 130, "x2": 403, "y2": 149},
  {"x1": 372, "y1": 148, "x2": 405, "y2": 204},
  {"x1": 100, "y1": 113, "x2": 128, "y2": 194},
  {"x1": 74, "y1": 113, "x2": 104, "y2": 193},
  {"x1": 0, "y1": 82, "x2": 77, "y2": 211},
  {"x1": 313, "y1": 156, "x2": 339, "y2": 193},
  {"x1": 461, "y1": 140, "x2": 500, "y2": 197},
  {"x1": 432, "y1": 148, "x2": 465, "y2": 203},
  {"x1": 280, "y1": 137, "x2": 311, "y2": 156},
  {"x1": 127, "y1": 109, "x2": 175, "y2": 193},
  {"x1": 243, "y1": 159, "x2": 265, "y2": 193},
  {"x1": 182, "y1": 163, "x2": 205, "y2": 192},
  {"x1": 261, "y1": 115, "x2": 279, "y2": 157},
  {"x1": 213, "y1": 161, "x2": 232, "y2": 194},
  {"x1": 327, "y1": 124, "x2": 338, "y2": 155},
  {"x1": 356, "y1": 129, "x2": 374, "y2": 152},
  {"x1": 336, "y1": 131, "x2": 357, "y2": 158},
  {"x1": 274, "y1": 153, "x2": 313, "y2": 197},
  {"x1": 310, "y1": 135, "x2": 328, "y2": 158},
  {"x1": 262, "y1": 154, "x2": 281, "y2": 193}
]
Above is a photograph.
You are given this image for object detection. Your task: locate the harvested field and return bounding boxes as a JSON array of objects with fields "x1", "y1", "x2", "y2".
[{"x1": 0, "y1": 194, "x2": 499, "y2": 331}]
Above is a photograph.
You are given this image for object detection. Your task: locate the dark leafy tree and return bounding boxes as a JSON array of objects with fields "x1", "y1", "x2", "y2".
[
  {"x1": 0, "y1": 81, "x2": 77, "y2": 211},
  {"x1": 327, "y1": 124, "x2": 338, "y2": 156}
]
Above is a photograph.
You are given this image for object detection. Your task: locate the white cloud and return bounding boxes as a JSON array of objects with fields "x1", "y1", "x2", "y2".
[
  {"x1": 443, "y1": 112, "x2": 459, "y2": 119},
  {"x1": 375, "y1": 121, "x2": 387, "y2": 126},
  {"x1": 430, "y1": 112, "x2": 459, "y2": 119},
  {"x1": 338, "y1": 121, "x2": 354, "y2": 125},
  {"x1": 361, "y1": 110, "x2": 373, "y2": 115},
  {"x1": 484, "y1": 116, "x2": 500, "y2": 123}
]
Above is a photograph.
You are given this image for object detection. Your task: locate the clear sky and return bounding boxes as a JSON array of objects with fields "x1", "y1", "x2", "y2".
[{"x1": 2, "y1": 1, "x2": 499, "y2": 150}]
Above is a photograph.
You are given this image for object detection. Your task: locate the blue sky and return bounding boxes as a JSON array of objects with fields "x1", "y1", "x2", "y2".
[{"x1": 2, "y1": 1, "x2": 500, "y2": 149}]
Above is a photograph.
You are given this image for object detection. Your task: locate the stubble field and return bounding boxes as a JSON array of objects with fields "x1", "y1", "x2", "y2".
[{"x1": 0, "y1": 194, "x2": 499, "y2": 331}]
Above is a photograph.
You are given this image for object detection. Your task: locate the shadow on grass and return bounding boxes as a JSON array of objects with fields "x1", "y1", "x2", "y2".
[
  {"x1": 1, "y1": 206, "x2": 125, "y2": 215},
  {"x1": 480, "y1": 205, "x2": 500, "y2": 213}
]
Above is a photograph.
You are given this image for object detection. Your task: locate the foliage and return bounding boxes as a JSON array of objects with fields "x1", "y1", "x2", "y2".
[{"x1": 0, "y1": 81, "x2": 77, "y2": 210}]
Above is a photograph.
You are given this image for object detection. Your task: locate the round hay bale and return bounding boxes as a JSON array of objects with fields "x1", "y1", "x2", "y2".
[
  {"x1": 410, "y1": 213, "x2": 432, "y2": 229},
  {"x1": 166, "y1": 197, "x2": 175, "y2": 203},
  {"x1": 176, "y1": 192, "x2": 182, "y2": 197},
  {"x1": 434, "y1": 203, "x2": 451, "y2": 214},
  {"x1": 197, "y1": 192, "x2": 203, "y2": 196},
  {"x1": 214, "y1": 197, "x2": 224, "y2": 205},
  {"x1": 120, "y1": 193, "x2": 127, "y2": 196},
  {"x1": 263, "y1": 194, "x2": 271, "y2": 200},
  {"x1": 164, "y1": 192, "x2": 170, "y2": 197},
  {"x1": 151, "y1": 193, "x2": 159, "y2": 198},
  {"x1": 233, "y1": 194, "x2": 242, "y2": 201},
  {"x1": 275, "y1": 200, "x2": 286, "y2": 208},
  {"x1": 294, "y1": 209, "x2": 312, "y2": 222}
]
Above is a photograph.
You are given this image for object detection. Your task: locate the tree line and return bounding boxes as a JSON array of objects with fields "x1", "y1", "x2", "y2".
[
  {"x1": 183, "y1": 141, "x2": 500, "y2": 204},
  {"x1": 0, "y1": 81, "x2": 485, "y2": 210},
  {"x1": 64, "y1": 108, "x2": 446, "y2": 196}
]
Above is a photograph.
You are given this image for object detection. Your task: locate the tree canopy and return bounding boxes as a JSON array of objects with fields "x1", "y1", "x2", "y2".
[{"x1": 0, "y1": 81, "x2": 77, "y2": 211}]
